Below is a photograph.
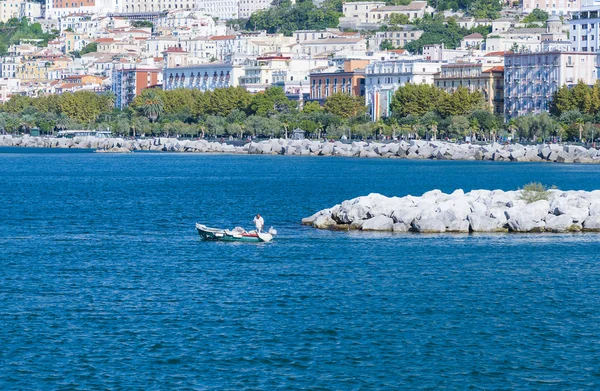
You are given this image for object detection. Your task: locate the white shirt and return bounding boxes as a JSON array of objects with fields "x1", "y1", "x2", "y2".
[{"x1": 253, "y1": 216, "x2": 264, "y2": 231}]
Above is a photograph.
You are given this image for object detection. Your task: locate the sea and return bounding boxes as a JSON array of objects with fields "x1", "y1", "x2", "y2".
[{"x1": 1, "y1": 148, "x2": 600, "y2": 390}]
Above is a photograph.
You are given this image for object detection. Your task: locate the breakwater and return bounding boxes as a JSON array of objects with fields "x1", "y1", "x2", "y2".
[
  {"x1": 1, "y1": 135, "x2": 599, "y2": 163},
  {"x1": 302, "y1": 189, "x2": 600, "y2": 233}
]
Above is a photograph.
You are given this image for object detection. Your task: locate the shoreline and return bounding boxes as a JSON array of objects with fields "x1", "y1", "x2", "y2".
[{"x1": 1, "y1": 135, "x2": 599, "y2": 164}]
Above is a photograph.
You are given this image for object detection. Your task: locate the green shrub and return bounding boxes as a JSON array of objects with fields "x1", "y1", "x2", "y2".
[{"x1": 518, "y1": 182, "x2": 551, "y2": 203}]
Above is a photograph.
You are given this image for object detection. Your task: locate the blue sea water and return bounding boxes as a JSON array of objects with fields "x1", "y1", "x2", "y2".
[{"x1": 1, "y1": 149, "x2": 600, "y2": 390}]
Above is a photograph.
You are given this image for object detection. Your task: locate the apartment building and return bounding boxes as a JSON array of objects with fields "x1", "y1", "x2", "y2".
[
  {"x1": 522, "y1": 0, "x2": 580, "y2": 16},
  {"x1": 434, "y1": 63, "x2": 505, "y2": 114},
  {"x1": 238, "y1": 0, "x2": 271, "y2": 18},
  {"x1": 364, "y1": 59, "x2": 441, "y2": 120},
  {"x1": 309, "y1": 60, "x2": 369, "y2": 101},
  {"x1": 163, "y1": 62, "x2": 243, "y2": 91},
  {"x1": 504, "y1": 49, "x2": 597, "y2": 119},
  {"x1": 112, "y1": 65, "x2": 161, "y2": 109},
  {"x1": 570, "y1": 7, "x2": 600, "y2": 52},
  {"x1": 374, "y1": 28, "x2": 423, "y2": 49}
]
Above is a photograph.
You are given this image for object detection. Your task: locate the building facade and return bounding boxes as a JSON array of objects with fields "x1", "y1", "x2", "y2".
[
  {"x1": 522, "y1": 0, "x2": 580, "y2": 16},
  {"x1": 45, "y1": 0, "x2": 118, "y2": 18},
  {"x1": 504, "y1": 50, "x2": 597, "y2": 119},
  {"x1": 238, "y1": 0, "x2": 270, "y2": 18},
  {"x1": 570, "y1": 8, "x2": 600, "y2": 52},
  {"x1": 0, "y1": 0, "x2": 41, "y2": 22},
  {"x1": 367, "y1": 1, "x2": 428, "y2": 23},
  {"x1": 374, "y1": 28, "x2": 423, "y2": 49},
  {"x1": 163, "y1": 63, "x2": 243, "y2": 91},
  {"x1": 434, "y1": 63, "x2": 505, "y2": 115},
  {"x1": 112, "y1": 65, "x2": 161, "y2": 109},
  {"x1": 364, "y1": 59, "x2": 441, "y2": 120}
]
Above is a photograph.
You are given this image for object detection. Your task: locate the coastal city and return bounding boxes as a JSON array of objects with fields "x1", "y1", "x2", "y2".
[
  {"x1": 4, "y1": 1, "x2": 600, "y2": 389},
  {"x1": 0, "y1": 0, "x2": 599, "y2": 143}
]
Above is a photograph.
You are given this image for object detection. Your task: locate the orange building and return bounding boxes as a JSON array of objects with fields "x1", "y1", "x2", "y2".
[
  {"x1": 309, "y1": 60, "x2": 368, "y2": 101},
  {"x1": 112, "y1": 66, "x2": 160, "y2": 109}
]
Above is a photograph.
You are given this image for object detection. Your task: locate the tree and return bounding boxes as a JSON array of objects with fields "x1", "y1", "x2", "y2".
[
  {"x1": 420, "y1": 111, "x2": 440, "y2": 140},
  {"x1": 390, "y1": 84, "x2": 441, "y2": 117},
  {"x1": 470, "y1": 0, "x2": 502, "y2": 19},
  {"x1": 469, "y1": 110, "x2": 498, "y2": 140},
  {"x1": 387, "y1": 13, "x2": 410, "y2": 26},
  {"x1": 447, "y1": 115, "x2": 470, "y2": 140},
  {"x1": 80, "y1": 42, "x2": 97, "y2": 55},
  {"x1": 249, "y1": 87, "x2": 295, "y2": 116},
  {"x1": 572, "y1": 80, "x2": 593, "y2": 114},
  {"x1": 379, "y1": 39, "x2": 395, "y2": 51},
  {"x1": 131, "y1": 20, "x2": 153, "y2": 28},
  {"x1": 138, "y1": 90, "x2": 164, "y2": 122},
  {"x1": 549, "y1": 85, "x2": 576, "y2": 116},
  {"x1": 58, "y1": 91, "x2": 112, "y2": 123},
  {"x1": 522, "y1": 9, "x2": 549, "y2": 23},
  {"x1": 437, "y1": 86, "x2": 485, "y2": 117},
  {"x1": 302, "y1": 101, "x2": 323, "y2": 114},
  {"x1": 245, "y1": 0, "x2": 341, "y2": 36},
  {"x1": 323, "y1": 93, "x2": 367, "y2": 119}
]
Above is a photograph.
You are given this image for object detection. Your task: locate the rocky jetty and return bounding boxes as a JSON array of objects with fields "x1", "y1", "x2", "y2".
[
  {"x1": 302, "y1": 189, "x2": 600, "y2": 233},
  {"x1": 1, "y1": 135, "x2": 599, "y2": 163}
]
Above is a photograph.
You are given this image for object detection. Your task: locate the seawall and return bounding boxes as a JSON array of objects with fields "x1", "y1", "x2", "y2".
[
  {"x1": 302, "y1": 189, "x2": 600, "y2": 233},
  {"x1": 1, "y1": 135, "x2": 599, "y2": 163}
]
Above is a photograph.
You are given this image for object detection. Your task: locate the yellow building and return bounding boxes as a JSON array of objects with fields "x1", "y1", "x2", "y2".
[{"x1": 16, "y1": 55, "x2": 73, "y2": 81}]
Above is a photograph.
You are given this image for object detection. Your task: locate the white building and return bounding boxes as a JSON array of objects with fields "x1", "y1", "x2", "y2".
[
  {"x1": 570, "y1": 7, "x2": 600, "y2": 52},
  {"x1": 163, "y1": 62, "x2": 244, "y2": 91},
  {"x1": 522, "y1": 0, "x2": 580, "y2": 16},
  {"x1": 0, "y1": 78, "x2": 20, "y2": 102},
  {"x1": 238, "y1": 0, "x2": 271, "y2": 18},
  {"x1": 289, "y1": 37, "x2": 367, "y2": 56},
  {"x1": 196, "y1": 0, "x2": 239, "y2": 19},
  {"x1": 487, "y1": 16, "x2": 567, "y2": 52},
  {"x1": 0, "y1": 0, "x2": 40, "y2": 22},
  {"x1": 342, "y1": 1, "x2": 385, "y2": 24},
  {"x1": 364, "y1": 59, "x2": 441, "y2": 119},
  {"x1": 155, "y1": 9, "x2": 225, "y2": 36},
  {"x1": 374, "y1": 28, "x2": 423, "y2": 49},
  {"x1": 239, "y1": 56, "x2": 328, "y2": 93},
  {"x1": 45, "y1": 0, "x2": 118, "y2": 19},
  {"x1": 504, "y1": 47, "x2": 597, "y2": 119},
  {"x1": 342, "y1": 1, "x2": 428, "y2": 25}
]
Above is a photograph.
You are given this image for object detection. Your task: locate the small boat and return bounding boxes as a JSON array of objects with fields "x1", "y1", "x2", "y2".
[{"x1": 195, "y1": 223, "x2": 274, "y2": 243}]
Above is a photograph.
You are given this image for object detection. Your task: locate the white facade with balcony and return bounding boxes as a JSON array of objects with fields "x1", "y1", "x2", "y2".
[
  {"x1": 504, "y1": 50, "x2": 597, "y2": 119},
  {"x1": 364, "y1": 59, "x2": 441, "y2": 120},
  {"x1": 163, "y1": 63, "x2": 243, "y2": 91},
  {"x1": 570, "y1": 7, "x2": 600, "y2": 52}
]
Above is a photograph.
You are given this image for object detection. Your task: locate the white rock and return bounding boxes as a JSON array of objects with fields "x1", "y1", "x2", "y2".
[
  {"x1": 446, "y1": 219, "x2": 470, "y2": 233},
  {"x1": 583, "y1": 215, "x2": 600, "y2": 231},
  {"x1": 412, "y1": 218, "x2": 446, "y2": 233},
  {"x1": 392, "y1": 222, "x2": 410, "y2": 232},
  {"x1": 361, "y1": 215, "x2": 394, "y2": 231},
  {"x1": 468, "y1": 213, "x2": 506, "y2": 232},
  {"x1": 545, "y1": 215, "x2": 577, "y2": 233}
]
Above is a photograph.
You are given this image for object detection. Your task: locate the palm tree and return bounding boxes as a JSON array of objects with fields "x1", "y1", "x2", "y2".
[
  {"x1": 141, "y1": 91, "x2": 164, "y2": 123},
  {"x1": 575, "y1": 117, "x2": 585, "y2": 141},
  {"x1": 56, "y1": 114, "x2": 69, "y2": 132},
  {"x1": 508, "y1": 119, "x2": 518, "y2": 142}
]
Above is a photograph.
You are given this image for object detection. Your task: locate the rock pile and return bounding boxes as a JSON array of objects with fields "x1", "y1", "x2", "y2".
[
  {"x1": 302, "y1": 189, "x2": 600, "y2": 233},
  {"x1": 1, "y1": 135, "x2": 599, "y2": 163}
]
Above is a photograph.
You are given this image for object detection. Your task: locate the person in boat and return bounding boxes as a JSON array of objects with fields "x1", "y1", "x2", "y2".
[{"x1": 253, "y1": 214, "x2": 264, "y2": 233}]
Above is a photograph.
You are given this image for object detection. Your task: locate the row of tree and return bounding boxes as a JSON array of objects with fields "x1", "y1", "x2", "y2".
[
  {"x1": 2, "y1": 81, "x2": 597, "y2": 143},
  {"x1": 390, "y1": 84, "x2": 487, "y2": 118},
  {"x1": 550, "y1": 81, "x2": 600, "y2": 117}
]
